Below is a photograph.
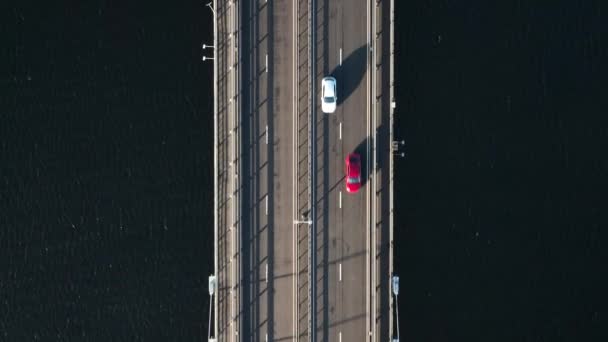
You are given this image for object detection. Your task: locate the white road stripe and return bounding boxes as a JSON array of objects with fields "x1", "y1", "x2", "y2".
[
  {"x1": 365, "y1": 0, "x2": 371, "y2": 340},
  {"x1": 339, "y1": 122, "x2": 342, "y2": 140},
  {"x1": 266, "y1": 263, "x2": 269, "y2": 283},
  {"x1": 339, "y1": 331, "x2": 342, "y2": 342},
  {"x1": 371, "y1": 1, "x2": 378, "y2": 340},
  {"x1": 231, "y1": 228, "x2": 236, "y2": 337},
  {"x1": 339, "y1": 191, "x2": 342, "y2": 209},
  {"x1": 339, "y1": 263, "x2": 342, "y2": 282},
  {"x1": 265, "y1": 54, "x2": 268, "y2": 72},
  {"x1": 339, "y1": 48, "x2": 342, "y2": 66},
  {"x1": 291, "y1": 0, "x2": 299, "y2": 340},
  {"x1": 265, "y1": 196, "x2": 268, "y2": 215},
  {"x1": 266, "y1": 125, "x2": 269, "y2": 144}
]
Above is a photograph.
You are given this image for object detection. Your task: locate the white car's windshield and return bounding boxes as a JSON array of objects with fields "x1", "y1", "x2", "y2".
[{"x1": 324, "y1": 96, "x2": 335, "y2": 103}]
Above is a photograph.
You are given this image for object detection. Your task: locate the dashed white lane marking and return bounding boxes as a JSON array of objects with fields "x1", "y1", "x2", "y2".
[
  {"x1": 265, "y1": 54, "x2": 268, "y2": 72},
  {"x1": 339, "y1": 191, "x2": 342, "y2": 209},
  {"x1": 339, "y1": 48, "x2": 342, "y2": 66},
  {"x1": 339, "y1": 263, "x2": 342, "y2": 282},
  {"x1": 266, "y1": 125, "x2": 269, "y2": 144},
  {"x1": 339, "y1": 122, "x2": 342, "y2": 140},
  {"x1": 265, "y1": 263, "x2": 268, "y2": 283}
]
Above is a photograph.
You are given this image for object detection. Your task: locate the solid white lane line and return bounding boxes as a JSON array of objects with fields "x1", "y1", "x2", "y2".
[
  {"x1": 339, "y1": 191, "x2": 342, "y2": 209},
  {"x1": 339, "y1": 48, "x2": 342, "y2": 66},
  {"x1": 266, "y1": 125, "x2": 269, "y2": 144},
  {"x1": 231, "y1": 228, "x2": 236, "y2": 334},
  {"x1": 339, "y1": 122, "x2": 342, "y2": 140},
  {"x1": 365, "y1": 0, "x2": 371, "y2": 339},
  {"x1": 292, "y1": 0, "x2": 299, "y2": 340},
  {"x1": 371, "y1": 1, "x2": 378, "y2": 340},
  {"x1": 339, "y1": 263, "x2": 342, "y2": 282}
]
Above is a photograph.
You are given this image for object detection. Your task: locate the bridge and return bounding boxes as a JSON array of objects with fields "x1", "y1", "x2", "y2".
[{"x1": 207, "y1": 0, "x2": 398, "y2": 340}]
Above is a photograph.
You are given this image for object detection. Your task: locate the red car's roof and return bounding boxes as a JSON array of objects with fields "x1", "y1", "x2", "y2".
[
  {"x1": 346, "y1": 153, "x2": 362, "y2": 193},
  {"x1": 347, "y1": 154, "x2": 361, "y2": 177}
]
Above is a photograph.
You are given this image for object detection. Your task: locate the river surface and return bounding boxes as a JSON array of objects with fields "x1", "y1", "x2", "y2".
[{"x1": 2, "y1": 0, "x2": 606, "y2": 341}]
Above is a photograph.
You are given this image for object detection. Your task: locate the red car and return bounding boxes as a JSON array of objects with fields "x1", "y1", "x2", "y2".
[{"x1": 345, "y1": 153, "x2": 362, "y2": 193}]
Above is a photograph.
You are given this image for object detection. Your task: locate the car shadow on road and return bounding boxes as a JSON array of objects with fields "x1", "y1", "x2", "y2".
[
  {"x1": 352, "y1": 136, "x2": 370, "y2": 189},
  {"x1": 329, "y1": 44, "x2": 368, "y2": 107}
]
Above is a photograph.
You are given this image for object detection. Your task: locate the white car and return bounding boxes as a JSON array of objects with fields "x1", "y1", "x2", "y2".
[{"x1": 321, "y1": 76, "x2": 337, "y2": 113}]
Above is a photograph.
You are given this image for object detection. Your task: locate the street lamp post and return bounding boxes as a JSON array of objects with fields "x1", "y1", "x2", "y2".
[
  {"x1": 202, "y1": 2, "x2": 216, "y2": 62},
  {"x1": 205, "y1": 1, "x2": 215, "y2": 16},
  {"x1": 392, "y1": 140, "x2": 405, "y2": 158}
]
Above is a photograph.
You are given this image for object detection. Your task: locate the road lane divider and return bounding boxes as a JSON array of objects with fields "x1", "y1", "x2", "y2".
[
  {"x1": 371, "y1": 1, "x2": 379, "y2": 340},
  {"x1": 365, "y1": 0, "x2": 372, "y2": 339},
  {"x1": 339, "y1": 122, "x2": 342, "y2": 140},
  {"x1": 291, "y1": 0, "x2": 299, "y2": 339},
  {"x1": 339, "y1": 263, "x2": 342, "y2": 282},
  {"x1": 339, "y1": 191, "x2": 342, "y2": 209}
]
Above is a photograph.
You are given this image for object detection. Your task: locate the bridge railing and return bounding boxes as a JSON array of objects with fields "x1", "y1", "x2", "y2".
[{"x1": 307, "y1": 0, "x2": 315, "y2": 341}]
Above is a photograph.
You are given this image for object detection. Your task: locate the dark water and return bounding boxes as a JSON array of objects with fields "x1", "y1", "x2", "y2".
[
  {"x1": 2, "y1": 1, "x2": 213, "y2": 340},
  {"x1": 395, "y1": 1, "x2": 607, "y2": 341},
  {"x1": 1, "y1": 0, "x2": 606, "y2": 341}
]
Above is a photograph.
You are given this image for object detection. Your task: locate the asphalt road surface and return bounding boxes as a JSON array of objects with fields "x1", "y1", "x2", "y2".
[
  {"x1": 313, "y1": 0, "x2": 371, "y2": 341},
  {"x1": 220, "y1": 0, "x2": 393, "y2": 341},
  {"x1": 239, "y1": 0, "x2": 297, "y2": 341}
]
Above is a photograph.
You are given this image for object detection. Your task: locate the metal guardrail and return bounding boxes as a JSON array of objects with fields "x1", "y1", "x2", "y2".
[
  {"x1": 307, "y1": 0, "x2": 316, "y2": 341},
  {"x1": 293, "y1": 1, "x2": 312, "y2": 341},
  {"x1": 233, "y1": 1, "x2": 240, "y2": 341},
  {"x1": 371, "y1": 0, "x2": 378, "y2": 340},
  {"x1": 389, "y1": 0, "x2": 398, "y2": 340},
  {"x1": 211, "y1": 0, "x2": 218, "y2": 339}
]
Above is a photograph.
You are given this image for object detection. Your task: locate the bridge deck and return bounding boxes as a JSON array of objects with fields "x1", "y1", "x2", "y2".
[{"x1": 214, "y1": 1, "x2": 394, "y2": 341}]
